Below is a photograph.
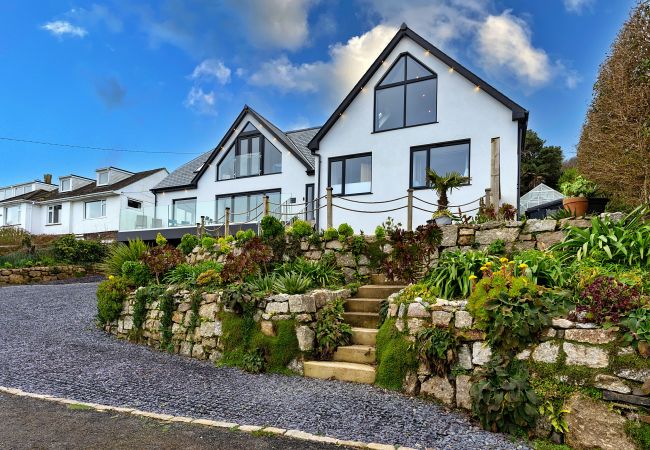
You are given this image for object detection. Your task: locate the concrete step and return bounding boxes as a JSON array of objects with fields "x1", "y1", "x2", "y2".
[
  {"x1": 370, "y1": 273, "x2": 386, "y2": 285},
  {"x1": 343, "y1": 312, "x2": 379, "y2": 328},
  {"x1": 351, "y1": 327, "x2": 378, "y2": 346},
  {"x1": 356, "y1": 285, "x2": 405, "y2": 299},
  {"x1": 303, "y1": 361, "x2": 376, "y2": 384},
  {"x1": 333, "y1": 345, "x2": 376, "y2": 364},
  {"x1": 345, "y1": 298, "x2": 383, "y2": 313}
]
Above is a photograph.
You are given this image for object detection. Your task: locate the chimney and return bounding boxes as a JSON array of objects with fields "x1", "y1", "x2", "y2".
[{"x1": 43, "y1": 174, "x2": 52, "y2": 184}]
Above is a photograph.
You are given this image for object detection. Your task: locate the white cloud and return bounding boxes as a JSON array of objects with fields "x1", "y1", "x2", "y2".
[
  {"x1": 41, "y1": 20, "x2": 87, "y2": 38},
  {"x1": 232, "y1": 0, "x2": 315, "y2": 50},
  {"x1": 184, "y1": 87, "x2": 217, "y2": 115},
  {"x1": 564, "y1": 0, "x2": 594, "y2": 14},
  {"x1": 249, "y1": 56, "x2": 323, "y2": 92},
  {"x1": 477, "y1": 12, "x2": 552, "y2": 87},
  {"x1": 190, "y1": 59, "x2": 231, "y2": 85}
]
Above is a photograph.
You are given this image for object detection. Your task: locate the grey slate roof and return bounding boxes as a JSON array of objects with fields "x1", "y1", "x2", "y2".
[
  {"x1": 153, "y1": 151, "x2": 212, "y2": 191},
  {"x1": 286, "y1": 127, "x2": 319, "y2": 167}
]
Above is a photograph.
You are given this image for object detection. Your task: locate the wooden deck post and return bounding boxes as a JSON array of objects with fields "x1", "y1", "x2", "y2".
[
  {"x1": 490, "y1": 137, "x2": 501, "y2": 211},
  {"x1": 407, "y1": 188, "x2": 414, "y2": 232},
  {"x1": 263, "y1": 195, "x2": 270, "y2": 217},
  {"x1": 224, "y1": 207, "x2": 230, "y2": 237},
  {"x1": 326, "y1": 187, "x2": 333, "y2": 229}
]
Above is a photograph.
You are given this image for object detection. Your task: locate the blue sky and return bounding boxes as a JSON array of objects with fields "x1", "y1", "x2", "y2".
[{"x1": 0, "y1": 0, "x2": 636, "y2": 185}]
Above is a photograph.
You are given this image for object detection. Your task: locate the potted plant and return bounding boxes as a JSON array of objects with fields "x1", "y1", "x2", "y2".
[
  {"x1": 426, "y1": 169, "x2": 471, "y2": 225},
  {"x1": 560, "y1": 175, "x2": 597, "y2": 217}
]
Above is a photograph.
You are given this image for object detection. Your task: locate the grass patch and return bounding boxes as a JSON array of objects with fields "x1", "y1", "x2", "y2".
[
  {"x1": 626, "y1": 421, "x2": 650, "y2": 449},
  {"x1": 251, "y1": 430, "x2": 277, "y2": 438},
  {"x1": 612, "y1": 353, "x2": 650, "y2": 372},
  {"x1": 67, "y1": 403, "x2": 95, "y2": 411},
  {"x1": 375, "y1": 318, "x2": 417, "y2": 391},
  {"x1": 531, "y1": 440, "x2": 572, "y2": 450}
]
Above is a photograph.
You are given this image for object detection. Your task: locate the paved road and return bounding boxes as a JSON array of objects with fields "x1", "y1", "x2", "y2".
[{"x1": 0, "y1": 282, "x2": 525, "y2": 449}]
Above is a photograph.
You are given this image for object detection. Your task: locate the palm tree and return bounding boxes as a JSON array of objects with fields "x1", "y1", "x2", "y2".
[{"x1": 426, "y1": 169, "x2": 471, "y2": 211}]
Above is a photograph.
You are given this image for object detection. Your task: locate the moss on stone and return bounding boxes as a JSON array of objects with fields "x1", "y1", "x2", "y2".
[
  {"x1": 375, "y1": 318, "x2": 417, "y2": 391},
  {"x1": 611, "y1": 353, "x2": 650, "y2": 371},
  {"x1": 625, "y1": 420, "x2": 650, "y2": 449}
]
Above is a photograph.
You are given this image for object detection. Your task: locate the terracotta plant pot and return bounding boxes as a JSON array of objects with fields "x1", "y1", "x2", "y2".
[{"x1": 563, "y1": 197, "x2": 589, "y2": 217}]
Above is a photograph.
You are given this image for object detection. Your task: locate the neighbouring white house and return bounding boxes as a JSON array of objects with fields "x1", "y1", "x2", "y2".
[
  {"x1": 0, "y1": 177, "x2": 58, "y2": 225},
  {"x1": 119, "y1": 23, "x2": 527, "y2": 239},
  {"x1": 119, "y1": 106, "x2": 318, "y2": 240},
  {"x1": 0, "y1": 167, "x2": 168, "y2": 240}
]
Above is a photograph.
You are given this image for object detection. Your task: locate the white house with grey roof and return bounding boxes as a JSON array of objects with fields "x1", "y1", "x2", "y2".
[{"x1": 119, "y1": 23, "x2": 527, "y2": 238}]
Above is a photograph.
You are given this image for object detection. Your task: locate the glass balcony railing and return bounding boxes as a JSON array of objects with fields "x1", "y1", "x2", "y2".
[{"x1": 119, "y1": 195, "x2": 314, "y2": 232}]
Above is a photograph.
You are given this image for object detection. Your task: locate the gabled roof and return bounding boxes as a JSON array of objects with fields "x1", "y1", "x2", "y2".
[
  {"x1": 308, "y1": 23, "x2": 528, "y2": 151},
  {"x1": 153, "y1": 106, "x2": 319, "y2": 192},
  {"x1": 0, "y1": 168, "x2": 167, "y2": 204}
]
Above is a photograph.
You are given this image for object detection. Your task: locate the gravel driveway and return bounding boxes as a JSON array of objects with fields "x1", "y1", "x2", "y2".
[{"x1": 0, "y1": 282, "x2": 526, "y2": 449}]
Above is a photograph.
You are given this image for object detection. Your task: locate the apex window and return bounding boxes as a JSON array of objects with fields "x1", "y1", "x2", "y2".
[
  {"x1": 374, "y1": 53, "x2": 437, "y2": 132},
  {"x1": 411, "y1": 140, "x2": 470, "y2": 189},
  {"x1": 328, "y1": 154, "x2": 372, "y2": 196},
  {"x1": 217, "y1": 122, "x2": 282, "y2": 180}
]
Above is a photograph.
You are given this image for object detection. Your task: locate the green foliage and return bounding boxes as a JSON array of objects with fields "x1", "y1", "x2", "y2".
[
  {"x1": 513, "y1": 250, "x2": 568, "y2": 288},
  {"x1": 621, "y1": 307, "x2": 650, "y2": 351},
  {"x1": 132, "y1": 285, "x2": 164, "y2": 334},
  {"x1": 396, "y1": 283, "x2": 437, "y2": 303},
  {"x1": 142, "y1": 245, "x2": 184, "y2": 282},
  {"x1": 163, "y1": 261, "x2": 222, "y2": 286},
  {"x1": 178, "y1": 234, "x2": 199, "y2": 255},
  {"x1": 102, "y1": 239, "x2": 147, "y2": 275},
  {"x1": 470, "y1": 355, "x2": 539, "y2": 434},
  {"x1": 426, "y1": 169, "x2": 471, "y2": 209},
  {"x1": 0, "y1": 249, "x2": 56, "y2": 268},
  {"x1": 538, "y1": 401, "x2": 569, "y2": 434},
  {"x1": 560, "y1": 175, "x2": 598, "y2": 197},
  {"x1": 276, "y1": 256, "x2": 343, "y2": 288},
  {"x1": 246, "y1": 273, "x2": 276, "y2": 295},
  {"x1": 531, "y1": 440, "x2": 572, "y2": 450},
  {"x1": 272, "y1": 271, "x2": 312, "y2": 294},
  {"x1": 375, "y1": 319, "x2": 418, "y2": 391},
  {"x1": 314, "y1": 297, "x2": 352, "y2": 360},
  {"x1": 486, "y1": 239, "x2": 506, "y2": 256},
  {"x1": 251, "y1": 320, "x2": 300, "y2": 373},
  {"x1": 201, "y1": 236, "x2": 216, "y2": 249},
  {"x1": 260, "y1": 216, "x2": 284, "y2": 241},
  {"x1": 52, "y1": 234, "x2": 108, "y2": 264},
  {"x1": 121, "y1": 260, "x2": 151, "y2": 287},
  {"x1": 155, "y1": 233, "x2": 168, "y2": 247},
  {"x1": 289, "y1": 220, "x2": 313, "y2": 239},
  {"x1": 221, "y1": 283, "x2": 258, "y2": 315},
  {"x1": 96, "y1": 276, "x2": 129, "y2": 325},
  {"x1": 337, "y1": 223, "x2": 354, "y2": 238},
  {"x1": 426, "y1": 250, "x2": 494, "y2": 299},
  {"x1": 412, "y1": 326, "x2": 456, "y2": 376},
  {"x1": 196, "y1": 269, "x2": 221, "y2": 286},
  {"x1": 553, "y1": 205, "x2": 650, "y2": 266},
  {"x1": 235, "y1": 229, "x2": 256, "y2": 243},
  {"x1": 158, "y1": 290, "x2": 175, "y2": 351},
  {"x1": 576, "y1": 276, "x2": 641, "y2": 325},
  {"x1": 520, "y1": 129, "x2": 564, "y2": 194},
  {"x1": 221, "y1": 237, "x2": 272, "y2": 284},
  {"x1": 383, "y1": 222, "x2": 442, "y2": 283},
  {"x1": 625, "y1": 420, "x2": 650, "y2": 450},
  {"x1": 323, "y1": 227, "x2": 339, "y2": 241},
  {"x1": 558, "y1": 167, "x2": 578, "y2": 188},
  {"x1": 347, "y1": 235, "x2": 366, "y2": 257},
  {"x1": 374, "y1": 225, "x2": 386, "y2": 240}
]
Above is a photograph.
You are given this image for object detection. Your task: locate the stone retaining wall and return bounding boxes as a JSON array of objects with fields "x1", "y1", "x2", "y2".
[
  {"x1": 109, "y1": 286, "x2": 351, "y2": 371},
  {"x1": 388, "y1": 292, "x2": 650, "y2": 414},
  {"x1": 0, "y1": 265, "x2": 89, "y2": 285}
]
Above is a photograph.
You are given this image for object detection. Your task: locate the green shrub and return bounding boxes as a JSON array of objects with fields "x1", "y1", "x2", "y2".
[
  {"x1": 375, "y1": 319, "x2": 417, "y2": 390},
  {"x1": 96, "y1": 276, "x2": 129, "y2": 325},
  {"x1": 158, "y1": 290, "x2": 174, "y2": 351},
  {"x1": 426, "y1": 250, "x2": 494, "y2": 299},
  {"x1": 196, "y1": 269, "x2": 221, "y2": 286},
  {"x1": 467, "y1": 269, "x2": 528, "y2": 328},
  {"x1": 559, "y1": 175, "x2": 597, "y2": 197},
  {"x1": 235, "y1": 229, "x2": 256, "y2": 243},
  {"x1": 252, "y1": 320, "x2": 300, "y2": 373},
  {"x1": 337, "y1": 223, "x2": 354, "y2": 239},
  {"x1": 121, "y1": 260, "x2": 151, "y2": 287},
  {"x1": 142, "y1": 245, "x2": 184, "y2": 282},
  {"x1": 260, "y1": 216, "x2": 284, "y2": 241},
  {"x1": 201, "y1": 236, "x2": 216, "y2": 249},
  {"x1": 155, "y1": 233, "x2": 167, "y2": 247},
  {"x1": 374, "y1": 225, "x2": 386, "y2": 240},
  {"x1": 272, "y1": 271, "x2": 312, "y2": 294},
  {"x1": 470, "y1": 355, "x2": 539, "y2": 433},
  {"x1": 383, "y1": 222, "x2": 442, "y2": 283},
  {"x1": 164, "y1": 261, "x2": 223, "y2": 286},
  {"x1": 289, "y1": 220, "x2": 313, "y2": 239},
  {"x1": 621, "y1": 307, "x2": 650, "y2": 353},
  {"x1": 102, "y1": 239, "x2": 147, "y2": 275},
  {"x1": 276, "y1": 256, "x2": 343, "y2": 288},
  {"x1": 412, "y1": 326, "x2": 456, "y2": 376},
  {"x1": 513, "y1": 250, "x2": 568, "y2": 288},
  {"x1": 247, "y1": 274, "x2": 277, "y2": 295},
  {"x1": 221, "y1": 283, "x2": 258, "y2": 315},
  {"x1": 577, "y1": 276, "x2": 641, "y2": 325},
  {"x1": 52, "y1": 234, "x2": 108, "y2": 264},
  {"x1": 625, "y1": 420, "x2": 650, "y2": 450},
  {"x1": 323, "y1": 227, "x2": 339, "y2": 241},
  {"x1": 178, "y1": 234, "x2": 199, "y2": 255},
  {"x1": 314, "y1": 297, "x2": 352, "y2": 360},
  {"x1": 486, "y1": 239, "x2": 506, "y2": 256}
]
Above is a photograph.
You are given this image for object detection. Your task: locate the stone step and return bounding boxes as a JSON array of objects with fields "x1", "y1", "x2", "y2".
[
  {"x1": 303, "y1": 361, "x2": 376, "y2": 384},
  {"x1": 333, "y1": 345, "x2": 376, "y2": 364},
  {"x1": 356, "y1": 285, "x2": 405, "y2": 299},
  {"x1": 370, "y1": 273, "x2": 386, "y2": 285},
  {"x1": 351, "y1": 327, "x2": 378, "y2": 346},
  {"x1": 345, "y1": 298, "x2": 383, "y2": 313},
  {"x1": 343, "y1": 312, "x2": 380, "y2": 328}
]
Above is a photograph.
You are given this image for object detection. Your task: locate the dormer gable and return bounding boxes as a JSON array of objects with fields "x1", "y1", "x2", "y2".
[
  {"x1": 59, "y1": 175, "x2": 94, "y2": 192},
  {"x1": 96, "y1": 167, "x2": 133, "y2": 186}
]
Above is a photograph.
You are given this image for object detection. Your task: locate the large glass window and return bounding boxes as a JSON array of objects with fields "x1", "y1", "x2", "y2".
[
  {"x1": 411, "y1": 140, "x2": 470, "y2": 189},
  {"x1": 48, "y1": 204, "x2": 62, "y2": 224},
  {"x1": 375, "y1": 54, "x2": 437, "y2": 132},
  {"x1": 5, "y1": 205, "x2": 20, "y2": 225},
  {"x1": 217, "y1": 190, "x2": 281, "y2": 223},
  {"x1": 217, "y1": 122, "x2": 282, "y2": 180},
  {"x1": 172, "y1": 198, "x2": 196, "y2": 225},
  {"x1": 305, "y1": 184, "x2": 315, "y2": 221},
  {"x1": 84, "y1": 199, "x2": 106, "y2": 219},
  {"x1": 328, "y1": 154, "x2": 372, "y2": 196}
]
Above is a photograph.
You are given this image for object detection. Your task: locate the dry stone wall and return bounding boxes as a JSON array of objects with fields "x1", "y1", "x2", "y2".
[{"x1": 0, "y1": 265, "x2": 89, "y2": 285}]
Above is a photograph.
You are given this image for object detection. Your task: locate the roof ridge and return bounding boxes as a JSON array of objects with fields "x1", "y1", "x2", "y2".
[{"x1": 285, "y1": 126, "x2": 322, "y2": 134}]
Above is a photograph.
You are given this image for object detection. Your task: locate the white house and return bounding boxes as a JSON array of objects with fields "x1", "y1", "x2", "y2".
[
  {"x1": 0, "y1": 167, "x2": 167, "y2": 240},
  {"x1": 0, "y1": 177, "x2": 58, "y2": 225},
  {"x1": 120, "y1": 106, "x2": 318, "y2": 240},
  {"x1": 307, "y1": 24, "x2": 528, "y2": 232},
  {"x1": 119, "y1": 23, "x2": 527, "y2": 239}
]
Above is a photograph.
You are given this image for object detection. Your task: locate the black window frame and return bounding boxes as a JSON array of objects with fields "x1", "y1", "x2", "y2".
[
  {"x1": 215, "y1": 189, "x2": 282, "y2": 224},
  {"x1": 327, "y1": 152, "x2": 373, "y2": 197},
  {"x1": 216, "y1": 122, "x2": 282, "y2": 181},
  {"x1": 127, "y1": 198, "x2": 142, "y2": 209},
  {"x1": 305, "y1": 183, "x2": 315, "y2": 221},
  {"x1": 409, "y1": 139, "x2": 472, "y2": 190},
  {"x1": 373, "y1": 52, "x2": 438, "y2": 133}
]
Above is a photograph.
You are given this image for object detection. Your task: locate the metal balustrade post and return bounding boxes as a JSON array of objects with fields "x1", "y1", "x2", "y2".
[
  {"x1": 407, "y1": 188, "x2": 414, "y2": 232},
  {"x1": 224, "y1": 207, "x2": 230, "y2": 237},
  {"x1": 326, "y1": 187, "x2": 333, "y2": 229}
]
